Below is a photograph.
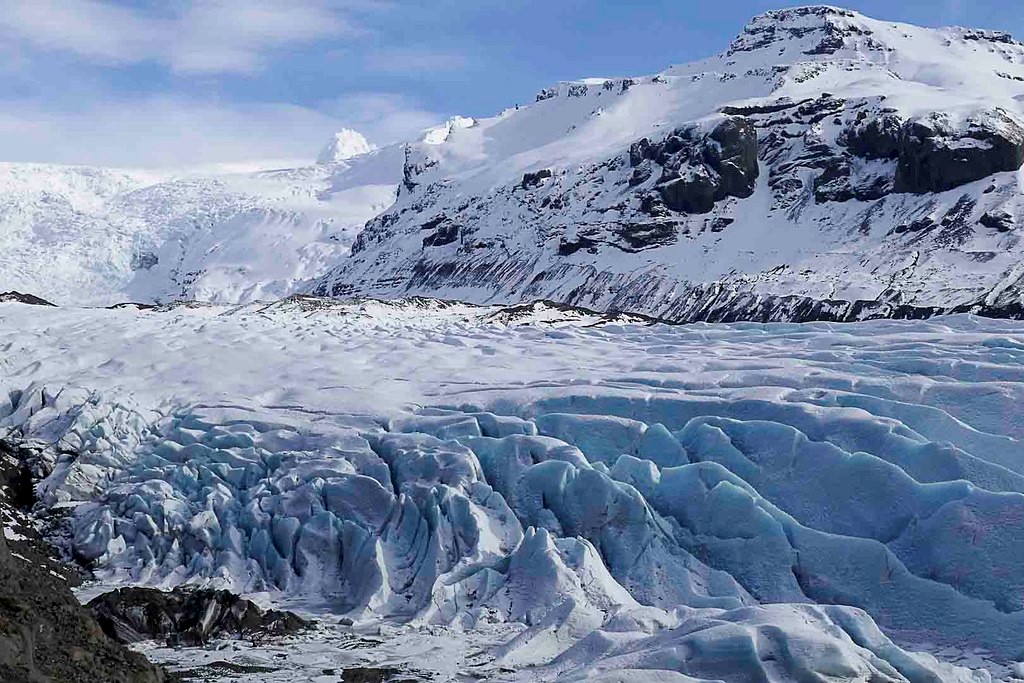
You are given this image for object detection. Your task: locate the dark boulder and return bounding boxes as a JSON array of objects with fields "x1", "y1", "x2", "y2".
[
  {"x1": 0, "y1": 291, "x2": 57, "y2": 306},
  {"x1": 706, "y1": 116, "x2": 760, "y2": 199},
  {"x1": 894, "y1": 113, "x2": 1024, "y2": 194},
  {"x1": 980, "y1": 210, "x2": 1015, "y2": 232},
  {"x1": 521, "y1": 168, "x2": 553, "y2": 189},
  {"x1": 653, "y1": 116, "x2": 759, "y2": 214},
  {"x1": 659, "y1": 167, "x2": 723, "y2": 214},
  {"x1": 843, "y1": 112, "x2": 903, "y2": 160},
  {"x1": 88, "y1": 587, "x2": 310, "y2": 647}
]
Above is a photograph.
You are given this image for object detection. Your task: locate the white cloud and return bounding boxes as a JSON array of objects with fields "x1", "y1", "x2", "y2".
[
  {"x1": 0, "y1": 93, "x2": 442, "y2": 168},
  {"x1": 0, "y1": 1, "x2": 459, "y2": 167},
  {"x1": 323, "y1": 92, "x2": 449, "y2": 144},
  {"x1": 0, "y1": 0, "x2": 368, "y2": 74}
]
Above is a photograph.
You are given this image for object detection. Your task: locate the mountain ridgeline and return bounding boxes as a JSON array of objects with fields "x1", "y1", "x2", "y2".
[
  {"x1": 4, "y1": 7, "x2": 1024, "y2": 323},
  {"x1": 311, "y1": 6, "x2": 1024, "y2": 322}
]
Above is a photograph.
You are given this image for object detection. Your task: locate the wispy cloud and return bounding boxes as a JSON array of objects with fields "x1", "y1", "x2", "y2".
[
  {"x1": 0, "y1": 0, "x2": 371, "y2": 74},
  {"x1": 323, "y1": 92, "x2": 446, "y2": 144},
  {"x1": 0, "y1": 93, "x2": 442, "y2": 168}
]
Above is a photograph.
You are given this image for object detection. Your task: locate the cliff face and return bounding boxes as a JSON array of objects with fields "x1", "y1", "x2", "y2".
[
  {"x1": 0, "y1": 439, "x2": 170, "y2": 683},
  {"x1": 0, "y1": 523, "x2": 171, "y2": 683},
  {"x1": 312, "y1": 7, "x2": 1024, "y2": 322}
]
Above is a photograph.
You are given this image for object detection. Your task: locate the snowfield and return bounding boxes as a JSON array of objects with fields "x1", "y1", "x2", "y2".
[
  {"x1": 0, "y1": 140, "x2": 402, "y2": 306},
  {"x1": 3, "y1": 298, "x2": 1024, "y2": 680}
]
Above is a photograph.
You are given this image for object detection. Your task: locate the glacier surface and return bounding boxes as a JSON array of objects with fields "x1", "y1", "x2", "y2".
[{"x1": 2, "y1": 298, "x2": 1023, "y2": 680}]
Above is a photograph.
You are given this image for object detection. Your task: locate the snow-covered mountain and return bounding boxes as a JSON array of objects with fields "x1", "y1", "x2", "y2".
[
  {"x1": 317, "y1": 129, "x2": 376, "y2": 164},
  {"x1": 0, "y1": 135, "x2": 401, "y2": 306},
  {"x1": 7, "y1": 8, "x2": 1024, "y2": 323},
  {"x1": 312, "y1": 6, "x2": 1024, "y2": 322}
]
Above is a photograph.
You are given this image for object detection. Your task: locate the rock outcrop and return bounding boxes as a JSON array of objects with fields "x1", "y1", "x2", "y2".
[
  {"x1": 894, "y1": 112, "x2": 1024, "y2": 193},
  {"x1": 0, "y1": 522, "x2": 171, "y2": 683},
  {"x1": 637, "y1": 116, "x2": 759, "y2": 214},
  {"x1": 0, "y1": 291, "x2": 57, "y2": 306},
  {"x1": 88, "y1": 587, "x2": 310, "y2": 647}
]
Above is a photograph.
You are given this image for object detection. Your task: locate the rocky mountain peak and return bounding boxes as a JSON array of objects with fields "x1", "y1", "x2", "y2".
[{"x1": 728, "y1": 5, "x2": 879, "y2": 57}]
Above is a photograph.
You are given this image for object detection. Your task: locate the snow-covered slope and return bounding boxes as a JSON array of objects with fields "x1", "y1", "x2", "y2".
[
  {"x1": 0, "y1": 136, "x2": 402, "y2": 306},
  {"x1": 3, "y1": 299, "x2": 1021, "y2": 679},
  {"x1": 317, "y1": 129, "x2": 376, "y2": 164},
  {"x1": 313, "y1": 6, "x2": 1024, "y2": 322}
]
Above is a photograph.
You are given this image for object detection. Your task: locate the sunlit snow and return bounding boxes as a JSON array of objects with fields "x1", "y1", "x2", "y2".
[{"x1": 2, "y1": 298, "x2": 1022, "y2": 680}]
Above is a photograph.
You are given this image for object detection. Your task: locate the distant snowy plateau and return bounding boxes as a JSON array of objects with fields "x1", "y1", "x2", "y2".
[{"x1": 5, "y1": 5, "x2": 1024, "y2": 683}]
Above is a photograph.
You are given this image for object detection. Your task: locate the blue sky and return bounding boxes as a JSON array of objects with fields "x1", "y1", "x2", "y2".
[{"x1": 0, "y1": 0, "x2": 1019, "y2": 167}]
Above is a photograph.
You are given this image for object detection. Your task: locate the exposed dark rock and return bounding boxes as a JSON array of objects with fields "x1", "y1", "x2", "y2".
[
  {"x1": 813, "y1": 155, "x2": 894, "y2": 203},
  {"x1": 803, "y1": 25, "x2": 847, "y2": 55},
  {"x1": 628, "y1": 138, "x2": 653, "y2": 167},
  {"x1": 710, "y1": 217, "x2": 735, "y2": 232},
  {"x1": 535, "y1": 87, "x2": 558, "y2": 102},
  {"x1": 792, "y1": 94, "x2": 846, "y2": 125},
  {"x1": 728, "y1": 6, "x2": 858, "y2": 56},
  {"x1": 659, "y1": 168, "x2": 722, "y2": 214},
  {"x1": 0, "y1": 520, "x2": 171, "y2": 683},
  {"x1": 843, "y1": 112, "x2": 903, "y2": 160},
  {"x1": 0, "y1": 291, "x2": 57, "y2": 306},
  {"x1": 628, "y1": 166, "x2": 652, "y2": 187},
  {"x1": 639, "y1": 193, "x2": 671, "y2": 218},
  {"x1": 420, "y1": 214, "x2": 447, "y2": 232},
  {"x1": 935, "y1": 194, "x2": 978, "y2": 247},
  {"x1": 960, "y1": 28, "x2": 1018, "y2": 44},
  {"x1": 894, "y1": 113, "x2": 1024, "y2": 194},
  {"x1": 812, "y1": 157, "x2": 855, "y2": 203},
  {"x1": 341, "y1": 667, "x2": 402, "y2": 683},
  {"x1": 107, "y1": 302, "x2": 159, "y2": 311},
  {"x1": 981, "y1": 210, "x2": 1015, "y2": 232},
  {"x1": 720, "y1": 99, "x2": 803, "y2": 116},
  {"x1": 651, "y1": 117, "x2": 759, "y2": 214},
  {"x1": 521, "y1": 169, "x2": 553, "y2": 189},
  {"x1": 422, "y1": 221, "x2": 460, "y2": 248},
  {"x1": 567, "y1": 84, "x2": 589, "y2": 98},
  {"x1": 892, "y1": 216, "x2": 936, "y2": 235},
  {"x1": 706, "y1": 117, "x2": 760, "y2": 198},
  {"x1": 833, "y1": 110, "x2": 1024, "y2": 198},
  {"x1": 558, "y1": 234, "x2": 600, "y2": 256},
  {"x1": 614, "y1": 221, "x2": 679, "y2": 251},
  {"x1": 88, "y1": 587, "x2": 310, "y2": 647}
]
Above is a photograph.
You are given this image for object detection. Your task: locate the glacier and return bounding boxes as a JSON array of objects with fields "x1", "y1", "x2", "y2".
[
  {"x1": 0, "y1": 137, "x2": 402, "y2": 307},
  {"x1": 6, "y1": 4, "x2": 1024, "y2": 681},
  {"x1": 2, "y1": 297, "x2": 1023, "y2": 680}
]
